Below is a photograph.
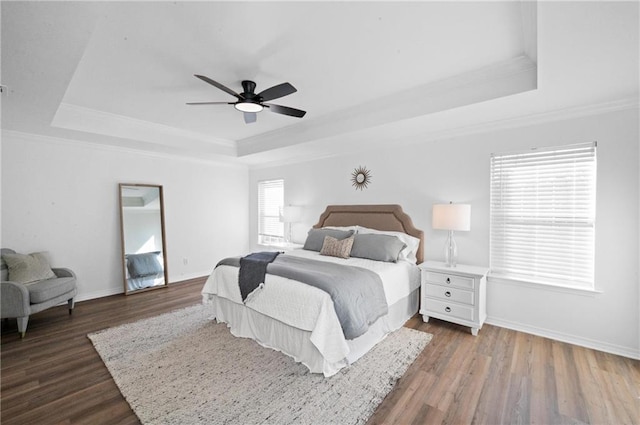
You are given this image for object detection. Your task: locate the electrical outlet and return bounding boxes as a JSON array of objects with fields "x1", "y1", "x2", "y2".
[{"x1": 182, "y1": 258, "x2": 188, "y2": 266}]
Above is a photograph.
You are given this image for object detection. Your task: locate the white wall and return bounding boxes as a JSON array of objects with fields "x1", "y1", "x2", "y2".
[
  {"x1": 249, "y1": 107, "x2": 640, "y2": 359},
  {"x1": 2, "y1": 107, "x2": 637, "y2": 358},
  {"x1": 1, "y1": 131, "x2": 249, "y2": 300}
]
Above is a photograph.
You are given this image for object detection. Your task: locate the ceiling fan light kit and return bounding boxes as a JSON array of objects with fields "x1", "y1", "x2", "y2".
[
  {"x1": 188, "y1": 75, "x2": 306, "y2": 124},
  {"x1": 234, "y1": 101, "x2": 263, "y2": 113}
]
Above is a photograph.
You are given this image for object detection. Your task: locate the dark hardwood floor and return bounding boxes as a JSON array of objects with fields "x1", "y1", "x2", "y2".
[{"x1": 2, "y1": 278, "x2": 638, "y2": 425}]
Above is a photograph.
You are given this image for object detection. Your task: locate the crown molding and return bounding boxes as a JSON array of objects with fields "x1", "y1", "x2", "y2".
[
  {"x1": 237, "y1": 55, "x2": 538, "y2": 157},
  {"x1": 421, "y1": 97, "x2": 640, "y2": 143},
  {"x1": 5, "y1": 97, "x2": 636, "y2": 171},
  {"x1": 1, "y1": 129, "x2": 247, "y2": 169},
  {"x1": 51, "y1": 102, "x2": 237, "y2": 155},
  {"x1": 247, "y1": 97, "x2": 639, "y2": 169}
]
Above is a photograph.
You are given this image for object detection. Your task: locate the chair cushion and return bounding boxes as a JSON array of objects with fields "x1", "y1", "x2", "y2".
[{"x1": 27, "y1": 277, "x2": 76, "y2": 304}]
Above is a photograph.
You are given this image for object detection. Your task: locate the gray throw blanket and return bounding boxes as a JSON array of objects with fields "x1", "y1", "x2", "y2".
[
  {"x1": 216, "y1": 254, "x2": 388, "y2": 340},
  {"x1": 237, "y1": 251, "x2": 280, "y2": 301}
]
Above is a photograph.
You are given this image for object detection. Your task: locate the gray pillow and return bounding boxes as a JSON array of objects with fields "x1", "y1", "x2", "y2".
[
  {"x1": 350, "y1": 233, "x2": 407, "y2": 263},
  {"x1": 2, "y1": 252, "x2": 57, "y2": 284},
  {"x1": 303, "y1": 228, "x2": 355, "y2": 252},
  {"x1": 126, "y1": 252, "x2": 163, "y2": 278}
]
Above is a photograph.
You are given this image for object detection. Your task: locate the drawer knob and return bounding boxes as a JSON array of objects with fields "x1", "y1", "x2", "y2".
[
  {"x1": 445, "y1": 291, "x2": 451, "y2": 297},
  {"x1": 445, "y1": 306, "x2": 452, "y2": 312},
  {"x1": 446, "y1": 277, "x2": 451, "y2": 284}
]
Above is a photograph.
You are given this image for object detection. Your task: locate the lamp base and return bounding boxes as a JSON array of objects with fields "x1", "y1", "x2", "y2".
[
  {"x1": 284, "y1": 222, "x2": 292, "y2": 244},
  {"x1": 444, "y1": 230, "x2": 458, "y2": 267}
]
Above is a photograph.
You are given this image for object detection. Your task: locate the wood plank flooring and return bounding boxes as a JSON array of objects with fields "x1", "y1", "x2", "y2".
[{"x1": 2, "y1": 278, "x2": 638, "y2": 424}]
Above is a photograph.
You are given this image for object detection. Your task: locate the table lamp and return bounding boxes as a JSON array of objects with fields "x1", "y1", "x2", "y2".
[
  {"x1": 279, "y1": 205, "x2": 302, "y2": 243},
  {"x1": 432, "y1": 202, "x2": 471, "y2": 267}
]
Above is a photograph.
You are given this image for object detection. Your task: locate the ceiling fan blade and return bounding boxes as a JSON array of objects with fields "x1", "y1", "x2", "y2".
[
  {"x1": 264, "y1": 103, "x2": 306, "y2": 118},
  {"x1": 186, "y1": 101, "x2": 233, "y2": 105},
  {"x1": 244, "y1": 112, "x2": 257, "y2": 124},
  {"x1": 257, "y1": 82, "x2": 297, "y2": 102},
  {"x1": 194, "y1": 75, "x2": 243, "y2": 99}
]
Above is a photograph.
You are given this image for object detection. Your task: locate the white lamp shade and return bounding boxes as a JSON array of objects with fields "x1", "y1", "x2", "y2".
[
  {"x1": 280, "y1": 205, "x2": 302, "y2": 223},
  {"x1": 432, "y1": 203, "x2": 471, "y2": 231}
]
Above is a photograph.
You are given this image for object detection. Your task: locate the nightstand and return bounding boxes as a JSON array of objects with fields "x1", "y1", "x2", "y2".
[{"x1": 419, "y1": 261, "x2": 489, "y2": 336}]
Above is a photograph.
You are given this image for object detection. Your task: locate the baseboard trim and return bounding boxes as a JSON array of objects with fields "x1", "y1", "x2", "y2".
[
  {"x1": 486, "y1": 316, "x2": 640, "y2": 360},
  {"x1": 168, "y1": 275, "x2": 208, "y2": 286},
  {"x1": 75, "y1": 287, "x2": 124, "y2": 303},
  {"x1": 75, "y1": 275, "x2": 208, "y2": 303},
  {"x1": 168, "y1": 271, "x2": 211, "y2": 283}
]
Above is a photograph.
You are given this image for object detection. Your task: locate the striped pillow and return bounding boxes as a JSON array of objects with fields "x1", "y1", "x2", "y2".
[{"x1": 320, "y1": 235, "x2": 354, "y2": 259}]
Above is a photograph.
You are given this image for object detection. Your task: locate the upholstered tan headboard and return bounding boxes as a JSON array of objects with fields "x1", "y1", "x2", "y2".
[{"x1": 312, "y1": 204, "x2": 424, "y2": 264}]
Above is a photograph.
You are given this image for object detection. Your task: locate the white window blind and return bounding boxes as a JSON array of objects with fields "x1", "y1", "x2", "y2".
[
  {"x1": 490, "y1": 142, "x2": 597, "y2": 289},
  {"x1": 258, "y1": 179, "x2": 284, "y2": 245}
]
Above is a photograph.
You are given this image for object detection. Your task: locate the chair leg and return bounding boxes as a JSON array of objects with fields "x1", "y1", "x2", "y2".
[
  {"x1": 16, "y1": 316, "x2": 29, "y2": 338},
  {"x1": 68, "y1": 298, "x2": 75, "y2": 315}
]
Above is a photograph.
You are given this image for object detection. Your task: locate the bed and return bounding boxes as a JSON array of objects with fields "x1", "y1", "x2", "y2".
[{"x1": 201, "y1": 204, "x2": 424, "y2": 377}]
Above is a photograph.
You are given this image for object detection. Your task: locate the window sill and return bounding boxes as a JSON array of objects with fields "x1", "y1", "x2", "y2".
[{"x1": 488, "y1": 274, "x2": 603, "y2": 296}]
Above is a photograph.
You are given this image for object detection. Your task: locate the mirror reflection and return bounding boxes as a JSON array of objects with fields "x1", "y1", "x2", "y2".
[{"x1": 119, "y1": 184, "x2": 168, "y2": 294}]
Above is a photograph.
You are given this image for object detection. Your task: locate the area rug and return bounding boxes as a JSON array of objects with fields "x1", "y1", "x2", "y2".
[{"x1": 88, "y1": 304, "x2": 432, "y2": 425}]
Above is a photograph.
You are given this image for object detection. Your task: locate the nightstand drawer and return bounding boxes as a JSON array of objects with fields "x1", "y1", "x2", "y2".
[
  {"x1": 424, "y1": 271, "x2": 474, "y2": 290},
  {"x1": 424, "y1": 284, "x2": 474, "y2": 305},
  {"x1": 425, "y1": 299, "x2": 475, "y2": 322}
]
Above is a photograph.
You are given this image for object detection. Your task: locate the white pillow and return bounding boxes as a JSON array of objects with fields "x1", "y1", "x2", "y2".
[
  {"x1": 322, "y1": 225, "x2": 359, "y2": 232},
  {"x1": 356, "y1": 226, "x2": 420, "y2": 264}
]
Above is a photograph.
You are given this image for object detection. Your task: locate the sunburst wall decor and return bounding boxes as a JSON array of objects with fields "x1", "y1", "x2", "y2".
[{"x1": 351, "y1": 166, "x2": 372, "y2": 190}]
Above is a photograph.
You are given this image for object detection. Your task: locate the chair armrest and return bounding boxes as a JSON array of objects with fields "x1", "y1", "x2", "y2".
[
  {"x1": 52, "y1": 268, "x2": 76, "y2": 279},
  {"x1": 1, "y1": 281, "x2": 30, "y2": 318}
]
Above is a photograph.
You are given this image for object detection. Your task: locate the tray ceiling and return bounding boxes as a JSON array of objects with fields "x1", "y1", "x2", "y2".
[{"x1": 1, "y1": 1, "x2": 638, "y2": 165}]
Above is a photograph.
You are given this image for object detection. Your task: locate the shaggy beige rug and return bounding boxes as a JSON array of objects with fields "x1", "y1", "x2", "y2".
[{"x1": 88, "y1": 304, "x2": 431, "y2": 425}]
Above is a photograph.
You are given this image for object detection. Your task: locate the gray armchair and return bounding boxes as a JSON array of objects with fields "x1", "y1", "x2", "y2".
[{"x1": 1, "y1": 248, "x2": 77, "y2": 338}]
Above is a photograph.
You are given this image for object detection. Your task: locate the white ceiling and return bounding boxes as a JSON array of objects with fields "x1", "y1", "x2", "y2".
[{"x1": 1, "y1": 1, "x2": 638, "y2": 166}]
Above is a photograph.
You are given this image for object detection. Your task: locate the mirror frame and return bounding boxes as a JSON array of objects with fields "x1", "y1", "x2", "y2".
[{"x1": 119, "y1": 183, "x2": 169, "y2": 295}]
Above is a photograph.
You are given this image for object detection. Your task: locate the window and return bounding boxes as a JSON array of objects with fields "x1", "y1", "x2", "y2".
[
  {"x1": 490, "y1": 142, "x2": 597, "y2": 289},
  {"x1": 258, "y1": 179, "x2": 284, "y2": 245}
]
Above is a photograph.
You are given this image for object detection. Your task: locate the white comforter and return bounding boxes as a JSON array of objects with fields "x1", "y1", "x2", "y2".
[{"x1": 202, "y1": 249, "x2": 420, "y2": 365}]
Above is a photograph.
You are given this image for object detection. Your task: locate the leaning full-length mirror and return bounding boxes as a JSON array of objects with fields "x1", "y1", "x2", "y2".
[{"x1": 119, "y1": 184, "x2": 168, "y2": 295}]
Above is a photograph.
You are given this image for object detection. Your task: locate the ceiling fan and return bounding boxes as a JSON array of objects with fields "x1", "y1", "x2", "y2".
[{"x1": 187, "y1": 75, "x2": 306, "y2": 124}]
